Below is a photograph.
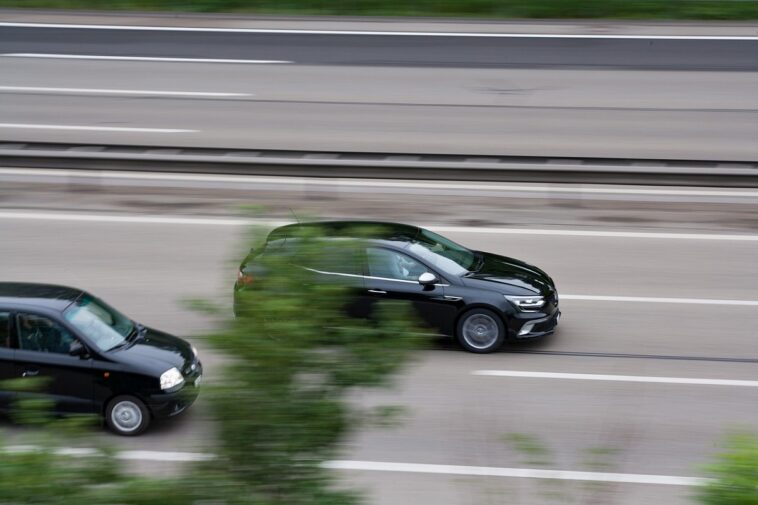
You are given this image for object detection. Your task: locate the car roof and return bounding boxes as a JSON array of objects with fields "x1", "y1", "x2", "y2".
[
  {"x1": 0, "y1": 282, "x2": 84, "y2": 312},
  {"x1": 267, "y1": 221, "x2": 422, "y2": 247}
]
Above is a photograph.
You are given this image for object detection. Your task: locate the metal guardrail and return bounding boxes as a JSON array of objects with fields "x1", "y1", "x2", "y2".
[{"x1": 1, "y1": 141, "x2": 757, "y2": 187}]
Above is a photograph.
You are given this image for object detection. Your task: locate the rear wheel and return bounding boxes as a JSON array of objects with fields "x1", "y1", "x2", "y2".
[
  {"x1": 457, "y1": 308, "x2": 506, "y2": 353},
  {"x1": 105, "y1": 395, "x2": 150, "y2": 436}
]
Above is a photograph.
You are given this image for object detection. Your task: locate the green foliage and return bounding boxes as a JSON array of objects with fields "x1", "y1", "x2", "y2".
[
  {"x1": 0, "y1": 378, "x2": 123, "y2": 505},
  {"x1": 1, "y1": 0, "x2": 758, "y2": 20},
  {"x1": 0, "y1": 444, "x2": 120, "y2": 504},
  {"x1": 203, "y1": 223, "x2": 422, "y2": 503},
  {"x1": 0, "y1": 222, "x2": 420, "y2": 505},
  {"x1": 698, "y1": 433, "x2": 758, "y2": 505}
]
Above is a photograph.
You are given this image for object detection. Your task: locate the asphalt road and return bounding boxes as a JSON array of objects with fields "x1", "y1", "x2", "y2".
[
  {"x1": 1, "y1": 173, "x2": 757, "y2": 504},
  {"x1": 3, "y1": 26, "x2": 758, "y2": 70},
  {"x1": 1, "y1": 19, "x2": 757, "y2": 159}
]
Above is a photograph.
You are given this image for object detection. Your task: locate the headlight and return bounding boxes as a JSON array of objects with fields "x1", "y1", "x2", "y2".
[
  {"x1": 160, "y1": 367, "x2": 185, "y2": 390},
  {"x1": 505, "y1": 295, "x2": 546, "y2": 312}
]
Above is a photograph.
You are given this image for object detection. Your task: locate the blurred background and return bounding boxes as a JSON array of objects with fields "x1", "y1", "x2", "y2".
[{"x1": 0, "y1": 1, "x2": 757, "y2": 504}]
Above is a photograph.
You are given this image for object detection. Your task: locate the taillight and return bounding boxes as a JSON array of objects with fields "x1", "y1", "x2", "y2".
[{"x1": 237, "y1": 270, "x2": 254, "y2": 286}]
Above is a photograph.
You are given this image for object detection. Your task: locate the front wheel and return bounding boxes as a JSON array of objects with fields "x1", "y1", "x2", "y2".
[
  {"x1": 105, "y1": 395, "x2": 150, "y2": 436},
  {"x1": 456, "y1": 308, "x2": 506, "y2": 353}
]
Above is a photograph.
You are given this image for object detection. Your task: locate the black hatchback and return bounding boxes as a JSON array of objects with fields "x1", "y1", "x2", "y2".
[
  {"x1": 0, "y1": 283, "x2": 202, "y2": 435},
  {"x1": 235, "y1": 221, "x2": 560, "y2": 353}
]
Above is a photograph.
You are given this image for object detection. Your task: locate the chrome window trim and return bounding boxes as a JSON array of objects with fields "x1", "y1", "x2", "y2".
[{"x1": 303, "y1": 267, "x2": 449, "y2": 287}]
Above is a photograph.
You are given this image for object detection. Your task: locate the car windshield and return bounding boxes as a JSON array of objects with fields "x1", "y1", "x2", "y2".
[
  {"x1": 408, "y1": 229, "x2": 477, "y2": 276},
  {"x1": 64, "y1": 294, "x2": 135, "y2": 352}
]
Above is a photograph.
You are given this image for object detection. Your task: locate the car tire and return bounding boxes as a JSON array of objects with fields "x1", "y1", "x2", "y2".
[
  {"x1": 105, "y1": 395, "x2": 150, "y2": 436},
  {"x1": 456, "y1": 308, "x2": 506, "y2": 354}
]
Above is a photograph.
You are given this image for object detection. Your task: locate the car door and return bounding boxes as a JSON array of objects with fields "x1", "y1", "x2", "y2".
[
  {"x1": 0, "y1": 311, "x2": 14, "y2": 410},
  {"x1": 13, "y1": 312, "x2": 96, "y2": 414},
  {"x1": 362, "y1": 247, "x2": 458, "y2": 333},
  {"x1": 302, "y1": 241, "x2": 368, "y2": 318}
]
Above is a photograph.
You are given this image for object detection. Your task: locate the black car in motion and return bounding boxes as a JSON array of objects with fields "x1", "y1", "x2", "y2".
[
  {"x1": 235, "y1": 221, "x2": 560, "y2": 353},
  {"x1": 0, "y1": 283, "x2": 202, "y2": 435}
]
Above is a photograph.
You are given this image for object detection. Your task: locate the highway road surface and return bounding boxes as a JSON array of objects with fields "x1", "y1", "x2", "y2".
[
  {"x1": 1, "y1": 15, "x2": 757, "y2": 160},
  {"x1": 1, "y1": 170, "x2": 757, "y2": 504}
]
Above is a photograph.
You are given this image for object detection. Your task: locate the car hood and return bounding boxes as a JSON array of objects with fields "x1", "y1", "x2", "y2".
[
  {"x1": 110, "y1": 327, "x2": 194, "y2": 376},
  {"x1": 463, "y1": 251, "x2": 554, "y2": 295}
]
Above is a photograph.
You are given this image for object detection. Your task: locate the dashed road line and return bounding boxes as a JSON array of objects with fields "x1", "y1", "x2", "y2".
[
  {"x1": 0, "y1": 86, "x2": 252, "y2": 97},
  {"x1": 2, "y1": 53, "x2": 292, "y2": 64},
  {"x1": 0, "y1": 123, "x2": 195, "y2": 133},
  {"x1": 1, "y1": 446, "x2": 706, "y2": 486},
  {"x1": 472, "y1": 370, "x2": 758, "y2": 387}
]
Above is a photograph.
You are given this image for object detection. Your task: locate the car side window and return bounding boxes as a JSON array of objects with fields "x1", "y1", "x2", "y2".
[
  {"x1": 0, "y1": 312, "x2": 10, "y2": 348},
  {"x1": 299, "y1": 242, "x2": 363, "y2": 276},
  {"x1": 366, "y1": 248, "x2": 428, "y2": 282},
  {"x1": 16, "y1": 313, "x2": 76, "y2": 355}
]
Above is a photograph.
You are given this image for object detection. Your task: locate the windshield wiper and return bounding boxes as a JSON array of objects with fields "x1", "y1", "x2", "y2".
[
  {"x1": 107, "y1": 340, "x2": 130, "y2": 352},
  {"x1": 130, "y1": 322, "x2": 147, "y2": 342},
  {"x1": 109, "y1": 323, "x2": 145, "y2": 352},
  {"x1": 470, "y1": 251, "x2": 485, "y2": 272}
]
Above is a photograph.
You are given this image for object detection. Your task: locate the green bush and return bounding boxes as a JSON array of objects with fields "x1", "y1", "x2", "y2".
[
  {"x1": 0, "y1": 222, "x2": 421, "y2": 505},
  {"x1": 698, "y1": 433, "x2": 758, "y2": 505},
  {"x1": 203, "y1": 223, "x2": 422, "y2": 503}
]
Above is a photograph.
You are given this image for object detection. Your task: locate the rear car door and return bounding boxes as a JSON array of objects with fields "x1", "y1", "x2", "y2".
[
  {"x1": 363, "y1": 247, "x2": 458, "y2": 333},
  {"x1": 301, "y1": 242, "x2": 368, "y2": 318},
  {"x1": 0, "y1": 311, "x2": 14, "y2": 410},
  {"x1": 13, "y1": 312, "x2": 96, "y2": 414}
]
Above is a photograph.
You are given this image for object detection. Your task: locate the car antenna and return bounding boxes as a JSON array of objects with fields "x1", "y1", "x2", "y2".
[{"x1": 289, "y1": 208, "x2": 301, "y2": 224}]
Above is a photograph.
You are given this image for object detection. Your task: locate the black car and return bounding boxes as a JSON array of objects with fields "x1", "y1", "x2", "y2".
[
  {"x1": 235, "y1": 221, "x2": 560, "y2": 353},
  {"x1": 0, "y1": 283, "x2": 202, "y2": 435}
]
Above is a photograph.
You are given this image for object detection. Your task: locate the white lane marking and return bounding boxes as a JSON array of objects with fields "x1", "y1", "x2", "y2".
[
  {"x1": 1, "y1": 446, "x2": 704, "y2": 486},
  {"x1": 0, "y1": 86, "x2": 252, "y2": 97},
  {"x1": 1, "y1": 167, "x2": 757, "y2": 198},
  {"x1": 1, "y1": 210, "x2": 758, "y2": 243},
  {"x1": 472, "y1": 370, "x2": 758, "y2": 388},
  {"x1": 0, "y1": 123, "x2": 195, "y2": 133},
  {"x1": 0, "y1": 211, "x2": 246, "y2": 225},
  {"x1": 430, "y1": 226, "x2": 758, "y2": 241},
  {"x1": 2, "y1": 211, "x2": 758, "y2": 305},
  {"x1": 0, "y1": 22, "x2": 756, "y2": 40},
  {"x1": 561, "y1": 294, "x2": 758, "y2": 306},
  {"x1": 324, "y1": 460, "x2": 705, "y2": 486},
  {"x1": 5, "y1": 445, "x2": 215, "y2": 462},
  {"x1": 2, "y1": 53, "x2": 292, "y2": 64},
  {"x1": 117, "y1": 450, "x2": 216, "y2": 462}
]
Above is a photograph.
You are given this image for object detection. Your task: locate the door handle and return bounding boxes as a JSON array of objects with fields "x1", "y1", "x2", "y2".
[
  {"x1": 22, "y1": 369, "x2": 39, "y2": 377},
  {"x1": 368, "y1": 289, "x2": 387, "y2": 294}
]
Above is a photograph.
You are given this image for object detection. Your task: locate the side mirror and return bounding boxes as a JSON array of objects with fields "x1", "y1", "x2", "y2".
[
  {"x1": 69, "y1": 340, "x2": 89, "y2": 358},
  {"x1": 418, "y1": 272, "x2": 438, "y2": 286}
]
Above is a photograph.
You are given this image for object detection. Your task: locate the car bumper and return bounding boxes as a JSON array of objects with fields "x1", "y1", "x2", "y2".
[
  {"x1": 509, "y1": 308, "x2": 561, "y2": 340},
  {"x1": 147, "y1": 364, "x2": 202, "y2": 419}
]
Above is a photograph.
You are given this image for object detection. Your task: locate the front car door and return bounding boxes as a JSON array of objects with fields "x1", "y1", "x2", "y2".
[
  {"x1": 0, "y1": 311, "x2": 14, "y2": 410},
  {"x1": 13, "y1": 312, "x2": 96, "y2": 414},
  {"x1": 363, "y1": 247, "x2": 458, "y2": 334}
]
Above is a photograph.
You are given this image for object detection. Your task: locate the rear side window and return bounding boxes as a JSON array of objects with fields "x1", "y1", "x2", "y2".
[
  {"x1": 0, "y1": 312, "x2": 9, "y2": 348},
  {"x1": 306, "y1": 244, "x2": 363, "y2": 276},
  {"x1": 268, "y1": 239, "x2": 363, "y2": 276}
]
